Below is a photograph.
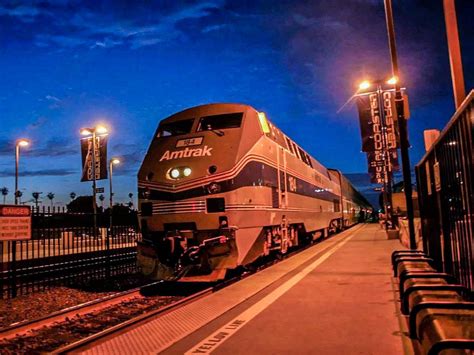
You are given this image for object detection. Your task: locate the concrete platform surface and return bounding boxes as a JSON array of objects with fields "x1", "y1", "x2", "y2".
[
  {"x1": 170, "y1": 224, "x2": 411, "y2": 355},
  {"x1": 82, "y1": 224, "x2": 412, "y2": 354}
]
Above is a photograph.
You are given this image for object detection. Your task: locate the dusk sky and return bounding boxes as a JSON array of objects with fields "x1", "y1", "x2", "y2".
[{"x1": 0, "y1": 0, "x2": 473, "y2": 207}]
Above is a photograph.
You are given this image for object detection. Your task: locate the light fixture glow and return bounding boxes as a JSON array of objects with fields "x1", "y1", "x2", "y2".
[
  {"x1": 183, "y1": 167, "x2": 192, "y2": 177},
  {"x1": 386, "y1": 76, "x2": 397, "y2": 85},
  {"x1": 358, "y1": 81, "x2": 371, "y2": 90},
  {"x1": 111, "y1": 158, "x2": 121, "y2": 165},
  {"x1": 80, "y1": 126, "x2": 108, "y2": 136},
  {"x1": 170, "y1": 168, "x2": 180, "y2": 179},
  {"x1": 17, "y1": 139, "x2": 30, "y2": 147},
  {"x1": 80, "y1": 128, "x2": 93, "y2": 136},
  {"x1": 96, "y1": 125, "x2": 108, "y2": 134}
]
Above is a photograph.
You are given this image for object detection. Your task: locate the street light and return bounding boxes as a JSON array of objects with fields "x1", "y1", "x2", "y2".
[
  {"x1": 359, "y1": 80, "x2": 371, "y2": 91},
  {"x1": 384, "y1": 0, "x2": 416, "y2": 248},
  {"x1": 387, "y1": 76, "x2": 397, "y2": 85},
  {"x1": 109, "y1": 157, "x2": 120, "y2": 229},
  {"x1": 80, "y1": 125, "x2": 108, "y2": 234},
  {"x1": 338, "y1": 78, "x2": 396, "y2": 114},
  {"x1": 106, "y1": 157, "x2": 120, "y2": 279},
  {"x1": 15, "y1": 139, "x2": 30, "y2": 205},
  {"x1": 357, "y1": 77, "x2": 398, "y2": 92},
  {"x1": 80, "y1": 125, "x2": 107, "y2": 137}
]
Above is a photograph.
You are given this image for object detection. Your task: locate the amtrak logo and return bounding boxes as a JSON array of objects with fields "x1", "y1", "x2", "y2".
[{"x1": 159, "y1": 145, "x2": 213, "y2": 161}]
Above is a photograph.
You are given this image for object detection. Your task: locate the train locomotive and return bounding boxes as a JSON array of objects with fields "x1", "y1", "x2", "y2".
[{"x1": 137, "y1": 103, "x2": 371, "y2": 281}]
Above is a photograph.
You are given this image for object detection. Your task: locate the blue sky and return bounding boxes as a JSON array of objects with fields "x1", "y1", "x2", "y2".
[{"x1": 0, "y1": 0, "x2": 472, "y2": 207}]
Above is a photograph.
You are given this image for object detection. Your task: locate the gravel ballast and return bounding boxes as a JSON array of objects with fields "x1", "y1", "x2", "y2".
[{"x1": 0, "y1": 272, "x2": 150, "y2": 328}]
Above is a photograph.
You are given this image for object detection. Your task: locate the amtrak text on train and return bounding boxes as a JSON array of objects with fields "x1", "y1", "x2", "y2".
[{"x1": 159, "y1": 146, "x2": 213, "y2": 161}]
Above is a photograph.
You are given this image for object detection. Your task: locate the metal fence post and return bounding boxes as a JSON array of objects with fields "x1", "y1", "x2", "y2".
[
  {"x1": 106, "y1": 227, "x2": 111, "y2": 279},
  {"x1": 10, "y1": 241, "x2": 17, "y2": 298}
]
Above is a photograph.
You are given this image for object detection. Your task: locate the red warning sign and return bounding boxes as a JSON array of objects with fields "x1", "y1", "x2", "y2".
[{"x1": 0, "y1": 205, "x2": 32, "y2": 241}]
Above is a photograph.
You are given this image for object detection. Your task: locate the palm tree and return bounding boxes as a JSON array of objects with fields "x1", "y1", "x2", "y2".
[
  {"x1": 47, "y1": 192, "x2": 55, "y2": 208},
  {"x1": 128, "y1": 192, "x2": 134, "y2": 209},
  {"x1": 1, "y1": 187, "x2": 8, "y2": 204},
  {"x1": 99, "y1": 194, "x2": 105, "y2": 208},
  {"x1": 32, "y1": 192, "x2": 42, "y2": 208},
  {"x1": 70, "y1": 192, "x2": 76, "y2": 201},
  {"x1": 16, "y1": 190, "x2": 23, "y2": 204}
]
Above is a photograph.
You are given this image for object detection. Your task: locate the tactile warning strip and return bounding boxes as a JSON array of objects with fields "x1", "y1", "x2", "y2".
[{"x1": 82, "y1": 226, "x2": 363, "y2": 355}]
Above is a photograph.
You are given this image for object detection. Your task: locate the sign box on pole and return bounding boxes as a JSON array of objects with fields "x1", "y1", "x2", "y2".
[
  {"x1": 367, "y1": 150, "x2": 399, "y2": 173},
  {"x1": 80, "y1": 135, "x2": 108, "y2": 182},
  {"x1": 356, "y1": 90, "x2": 400, "y2": 152},
  {"x1": 0, "y1": 205, "x2": 31, "y2": 241}
]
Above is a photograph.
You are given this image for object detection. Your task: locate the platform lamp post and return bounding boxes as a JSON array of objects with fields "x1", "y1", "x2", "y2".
[
  {"x1": 384, "y1": 0, "x2": 416, "y2": 249},
  {"x1": 108, "y1": 158, "x2": 120, "y2": 231},
  {"x1": 105, "y1": 157, "x2": 120, "y2": 279},
  {"x1": 80, "y1": 125, "x2": 108, "y2": 237},
  {"x1": 15, "y1": 139, "x2": 30, "y2": 205},
  {"x1": 12, "y1": 138, "x2": 29, "y2": 297}
]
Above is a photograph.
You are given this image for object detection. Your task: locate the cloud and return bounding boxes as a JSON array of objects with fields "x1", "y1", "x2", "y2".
[
  {"x1": 109, "y1": 143, "x2": 145, "y2": 176},
  {"x1": 0, "y1": 4, "x2": 43, "y2": 22},
  {"x1": 44, "y1": 95, "x2": 63, "y2": 109},
  {"x1": 1, "y1": 1, "x2": 227, "y2": 49},
  {"x1": 292, "y1": 14, "x2": 347, "y2": 31},
  {"x1": 201, "y1": 24, "x2": 227, "y2": 34},
  {"x1": 26, "y1": 116, "x2": 48, "y2": 131},
  {"x1": 0, "y1": 136, "x2": 77, "y2": 157},
  {"x1": 27, "y1": 137, "x2": 78, "y2": 157},
  {"x1": 0, "y1": 168, "x2": 76, "y2": 177},
  {"x1": 45, "y1": 95, "x2": 61, "y2": 102},
  {"x1": 0, "y1": 138, "x2": 14, "y2": 155}
]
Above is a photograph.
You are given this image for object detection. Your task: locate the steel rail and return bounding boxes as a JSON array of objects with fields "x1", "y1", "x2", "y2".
[
  {"x1": 0, "y1": 281, "x2": 163, "y2": 340},
  {"x1": 51, "y1": 286, "x2": 214, "y2": 354}
]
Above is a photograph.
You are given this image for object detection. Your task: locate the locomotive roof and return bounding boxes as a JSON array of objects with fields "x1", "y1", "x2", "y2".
[{"x1": 161, "y1": 103, "x2": 255, "y2": 122}]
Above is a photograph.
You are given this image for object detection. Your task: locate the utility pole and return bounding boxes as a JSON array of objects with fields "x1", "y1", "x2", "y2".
[
  {"x1": 383, "y1": 0, "x2": 416, "y2": 249},
  {"x1": 443, "y1": 0, "x2": 466, "y2": 109}
]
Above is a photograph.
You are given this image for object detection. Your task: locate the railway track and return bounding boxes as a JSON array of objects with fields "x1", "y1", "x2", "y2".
[
  {"x1": 52, "y1": 287, "x2": 214, "y2": 354},
  {"x1": 0, "y1": 281, "x2": 164, "y2": 340}
]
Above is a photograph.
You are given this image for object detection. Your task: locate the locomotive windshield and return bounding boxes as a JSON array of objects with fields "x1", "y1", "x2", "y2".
[
  {"x1": 197, "y1": 113, "x2": 243, "y2": 131},
  {"x1": 157, "y1": 119, "x2": 194, "y2": 137}
]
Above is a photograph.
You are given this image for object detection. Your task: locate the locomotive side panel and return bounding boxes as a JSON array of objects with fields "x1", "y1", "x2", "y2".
[{"x1": 137, "y1": 103, "x2": 370, "y2": 282}]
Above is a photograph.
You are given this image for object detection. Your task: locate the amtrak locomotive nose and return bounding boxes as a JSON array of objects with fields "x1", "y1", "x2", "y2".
[{"x1": 137, "y1": 103, "x2": 371, "y2": 282}]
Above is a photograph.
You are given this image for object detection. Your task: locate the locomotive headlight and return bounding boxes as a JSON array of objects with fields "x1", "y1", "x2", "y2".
[
  {"x1": 183, "y1": 167, "x2": 192, "y2": 177},
  {"x1": 170, "y1": 168, "x2": 180, "y2": 179}
]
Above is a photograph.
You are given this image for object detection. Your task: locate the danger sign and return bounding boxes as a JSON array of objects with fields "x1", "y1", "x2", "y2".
[{"x1": 0, "y1": 205, "x2": 32, "y2": 241}]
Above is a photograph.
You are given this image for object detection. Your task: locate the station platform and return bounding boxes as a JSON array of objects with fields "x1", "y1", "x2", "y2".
[{"x1": 83, "y1": 224, "x2": 412, "y2": 355}]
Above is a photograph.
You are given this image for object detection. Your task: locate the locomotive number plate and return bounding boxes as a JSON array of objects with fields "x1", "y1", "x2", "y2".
[{"x1": 176, "y1": 137, "x2": 203, "y2": 148}]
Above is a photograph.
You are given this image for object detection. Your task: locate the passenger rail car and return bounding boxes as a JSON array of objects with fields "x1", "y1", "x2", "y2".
[{"x1": 137, "y1": 103, "x2": 371, "y2": 281}]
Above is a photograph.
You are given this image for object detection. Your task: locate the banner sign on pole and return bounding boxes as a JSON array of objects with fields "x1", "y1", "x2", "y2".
[
  {"x1": 0, "y1": 205, "x2": 31, "y2": 241},
  {"x1": 356, "y1": 91, "x2": 400, "y2": 152},
  {"x1": 369, "y1": 167, "x2": 391, "y2": 184},
  {"x1": 81, "y1": 135, "x2": 108, "y2": 182},
  {"x1": 367, "y1": 150, "x2": 399, "y2": 173}
]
